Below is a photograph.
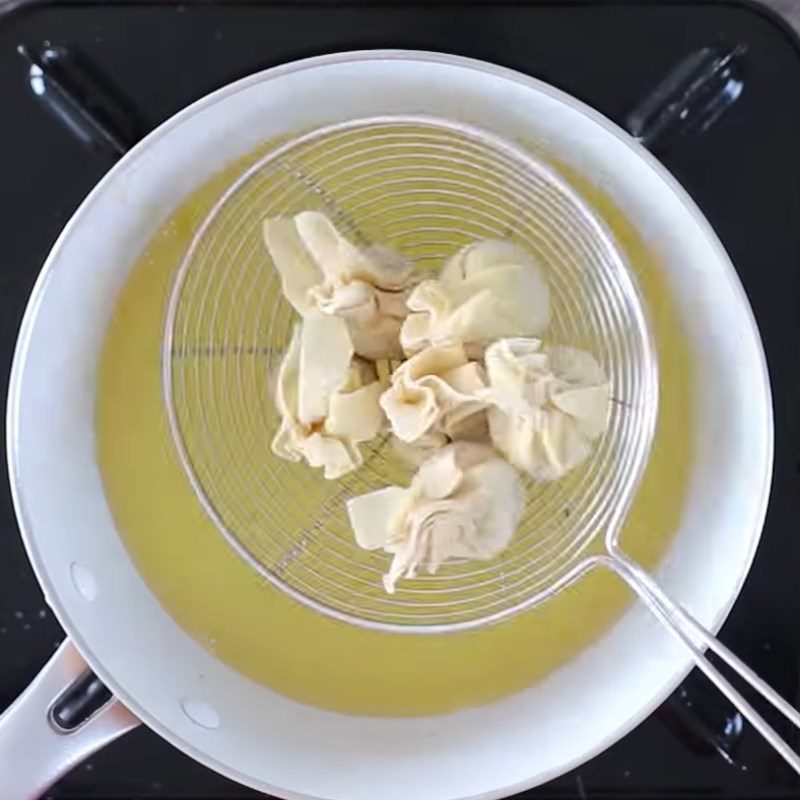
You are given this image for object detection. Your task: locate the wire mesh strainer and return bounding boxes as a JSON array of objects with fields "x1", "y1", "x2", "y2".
[
  {"x1": 164, "y1": 117, "x2": 657, "y2": 632},
  {"x1": 163, "y1": 114, "x2": 800, "y2": 771},
  {"x1": 163, "y1": 115, "x2": 656, "y2": 631}
]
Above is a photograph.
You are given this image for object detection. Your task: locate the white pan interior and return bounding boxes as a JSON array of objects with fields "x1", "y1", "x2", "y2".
[{"x1": 6, "y1": 52, "x2": 772, "y2": 800}]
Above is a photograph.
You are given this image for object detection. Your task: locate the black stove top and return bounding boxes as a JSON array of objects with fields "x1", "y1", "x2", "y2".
[{"x1": 2, "y1": 1, "x2": 800, "y2": 798}]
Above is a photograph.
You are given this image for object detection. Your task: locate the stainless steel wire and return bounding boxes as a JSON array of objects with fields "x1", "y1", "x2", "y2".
[{"x1": 163, "y1": 115, "x2": 658, "y2": 633}]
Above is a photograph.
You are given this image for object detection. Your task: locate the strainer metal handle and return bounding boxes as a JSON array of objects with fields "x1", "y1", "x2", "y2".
[{"x1": 604, "y1": 550, "x2": 800, "y2": 774}]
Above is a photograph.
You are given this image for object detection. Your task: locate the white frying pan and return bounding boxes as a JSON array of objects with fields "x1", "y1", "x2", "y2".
[{"x1": 0, "y1": 51, "x2": 773, "y2": 799}]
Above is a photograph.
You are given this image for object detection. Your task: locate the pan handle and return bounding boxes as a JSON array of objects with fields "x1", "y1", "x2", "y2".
[{"x1": 0, "y1": 638, "x2": 140, "y2": 800}]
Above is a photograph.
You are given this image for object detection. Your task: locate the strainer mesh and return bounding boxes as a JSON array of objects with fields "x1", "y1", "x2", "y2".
[{"x1": 163, "y1": 116, "x2": 657, "y2": 632}]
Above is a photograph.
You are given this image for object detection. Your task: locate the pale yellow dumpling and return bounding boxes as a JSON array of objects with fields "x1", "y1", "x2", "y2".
[
  {"x1": 400, "y1": 239, "x2": 550, "y2": 355},
  {"x1": 346, "y1": 443, "x2": 524, "y2": 592},
  {"x1": 263, "y1": 211, "x2": 414, "y2": 359},
  {"x1": 379, "y1": 344, "x2": 490, "y2": 446},
  {"x1": 483, "y1": 338, "x2": 610, "y2": 481},
  {"x1": 271, "y1": 317, "x2": 385, "y2": 480}
]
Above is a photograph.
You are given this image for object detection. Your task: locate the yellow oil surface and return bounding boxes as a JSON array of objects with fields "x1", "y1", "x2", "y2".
[{"x1": 95, "y1": 146, "x2": 693, "y2": 717}]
